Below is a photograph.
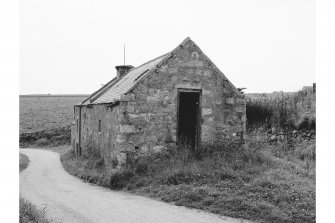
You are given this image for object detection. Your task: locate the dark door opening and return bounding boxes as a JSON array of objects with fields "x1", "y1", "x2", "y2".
[
  {"x1": 177, "y1": 90, "x2": 201, "y2": 151},
  {"x1": 76, "y1": 143, "x2": 79, "y2": 155}
]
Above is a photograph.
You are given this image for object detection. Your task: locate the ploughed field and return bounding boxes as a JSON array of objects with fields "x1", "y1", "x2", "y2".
[{"x1": 20, "y1": 96, "x2": 87, "y2": 134}]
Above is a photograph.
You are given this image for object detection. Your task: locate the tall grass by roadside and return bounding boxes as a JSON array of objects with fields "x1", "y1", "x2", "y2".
[
  {"x1": 19, "y1": 198, "x2": 58, "y2": 223},
  {"x1": 61, "y1": 138, "x2": 315, "y2": 223},
  {"x1": 20, "y1": 154, "x2": 29, "y2": 172},
  {"x1": 246, "y1": 91, "x2": 315, "y2": 131}
]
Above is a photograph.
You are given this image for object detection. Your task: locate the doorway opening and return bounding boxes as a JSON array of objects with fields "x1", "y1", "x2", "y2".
[
  {"x1": 177, "y1": 89, "x2": 201, "y2": 151},
  {"x1": 76, "y1": 143, "x2": 79, "y2": 155}
]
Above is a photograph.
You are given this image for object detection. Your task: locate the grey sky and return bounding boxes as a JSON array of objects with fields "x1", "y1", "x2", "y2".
[{"x1": 20, "y1": 0, "x2": 315, "y2": 94}]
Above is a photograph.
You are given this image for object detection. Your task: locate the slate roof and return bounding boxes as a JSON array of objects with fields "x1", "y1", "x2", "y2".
[
  {"x1": 80, "y1": 37, "x2": 242, "y2": 106},
  {"x1": 81, "y1": 53, "x2": 169, "y2": 105}
]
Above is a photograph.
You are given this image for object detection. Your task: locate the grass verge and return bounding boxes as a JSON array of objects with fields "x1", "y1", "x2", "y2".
[
  {"x1": 61, "y1": 139, "x2": 315, "y2": 223},
  {"x1": 19, "y1": 198, "x2": 55, "y2": 223},
  {"x1": 20, "y1": 154, "x2": 29, "y2": 172}
]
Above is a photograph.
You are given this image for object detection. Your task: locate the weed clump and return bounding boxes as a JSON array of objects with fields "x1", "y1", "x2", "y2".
[
  {"x1": 19, "y1": 198, "x2": 55, "y2": 223},
  {"x1": 246, "y1": 91, "x2": 315, "y2": 131},
  {"x1": 61, "y1": 138, "x2": 315, "y2": 223}
]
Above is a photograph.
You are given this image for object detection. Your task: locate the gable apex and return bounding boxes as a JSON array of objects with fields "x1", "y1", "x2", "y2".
[
  {"x1": 81, "y1": 37, "x2": 242, "y2": 105},
  {"x1": 169, "y1": 38, "x2": 243, "y2": 97}
]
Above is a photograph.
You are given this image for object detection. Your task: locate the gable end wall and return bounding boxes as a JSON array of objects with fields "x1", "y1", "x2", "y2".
[
  {"x1": 120, "y1": 41, "x2": 246, "y2": 154},
  {"x1": 72, "y1": 40, "x2": 246, "y2": 171}
]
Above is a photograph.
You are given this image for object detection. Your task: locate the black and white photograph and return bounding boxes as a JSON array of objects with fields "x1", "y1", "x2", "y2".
[{"x1": 4, "y1": 0, "x2": 333, "y2": 222}]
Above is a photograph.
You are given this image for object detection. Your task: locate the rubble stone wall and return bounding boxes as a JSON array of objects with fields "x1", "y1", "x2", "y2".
[
  {"x1": 73, "y1": 104, "x2": 123, "y2": 171},
  {"x1": 118, "y1": 41, "x2": 246, "y2": 155},
  {"x1": 72, "y1": 40, "x2": 247, "y2": 170}
]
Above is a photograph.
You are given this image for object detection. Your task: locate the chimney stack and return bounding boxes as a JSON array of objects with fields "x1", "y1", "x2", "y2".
[{"x1": 115, "y1": 65, "x2": 133, "y2": 79}]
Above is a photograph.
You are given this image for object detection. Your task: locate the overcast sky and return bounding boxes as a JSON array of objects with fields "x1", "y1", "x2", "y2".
[{"x1": 20, "y1": 0, "x2": 315, "y2": 94}]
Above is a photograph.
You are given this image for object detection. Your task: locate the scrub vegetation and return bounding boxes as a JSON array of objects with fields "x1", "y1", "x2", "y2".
[
  {"x1": 19, "y1": 154, "x2": 29, "y2": 172},
  {"x1": 19, "y1": 198, "x2": 56, "y2": 223},
  {"x1": 246, "y1": 90, "x2": 315, "y2": 131},
  {"x1": 21, "y1": 93, "x2": 315, "y2": 222},
  {"x1": 61, "y1": 137, "x2": 315, "y2": 223}
]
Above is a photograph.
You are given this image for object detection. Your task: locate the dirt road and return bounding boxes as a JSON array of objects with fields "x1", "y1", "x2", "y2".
[{"x1": 20, "y1": 149, "x2": 251, "y2": 223}]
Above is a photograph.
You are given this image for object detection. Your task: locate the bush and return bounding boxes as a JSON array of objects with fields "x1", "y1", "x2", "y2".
[
  {"x1": 309, "y1": 117, "x2": 316, "y2": 130},
  {"x1": 297, "y1": 117, "x2": 310, "y2": 130},
  {"x1": 299, "y1": 143, "x2": 316, "y2": 161},
  {"x1": 246, "y1": 91, "x2": 315, "y2": 131},
  {"x1": 134, "y1": 160, "x2": 148, "y2": 175},
  {"x1": 19, "y1": 198, "x2": 54, "y2": 223},
  {"x1": 35, "y1": 138, "x2": 49, "y2": 146},
  {"x1": 163, "y1": 168, "x2": 197, "y2": 185},
  {"x1": 246, "y1": 98, "x2": 273, "y2": 129},
  {"x1": 109, "y1": 169, "x2": 134, "y2": 189},
  {"x1": 20, "y1": 154, "x2": 29, "y2": 172}
]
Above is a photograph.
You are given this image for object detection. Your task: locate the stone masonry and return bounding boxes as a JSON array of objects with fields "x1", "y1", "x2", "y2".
[{"x1": 72, "y1": 37, "x2": 246, "y2": 171}]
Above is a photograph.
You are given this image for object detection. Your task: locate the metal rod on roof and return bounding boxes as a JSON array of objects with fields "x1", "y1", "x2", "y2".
[{"x1": 124, "y1": 44, "x2": 125, "y2": 66}]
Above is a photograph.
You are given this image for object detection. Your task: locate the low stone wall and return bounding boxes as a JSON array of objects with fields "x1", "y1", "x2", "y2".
[{"x1": 266, "y1": 127, "x2": 316, "y2": 143}]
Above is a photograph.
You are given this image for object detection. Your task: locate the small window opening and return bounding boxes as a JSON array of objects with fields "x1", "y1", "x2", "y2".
[
  {"x1": 98, "y1": 120, "x2": 101, "y2": 132},
  {"x1": 76, "y1": 143, "x2": 79, "y2": 155},
  {"x1": 76, "y1": 119, "x2": 79, "y2": 132}
]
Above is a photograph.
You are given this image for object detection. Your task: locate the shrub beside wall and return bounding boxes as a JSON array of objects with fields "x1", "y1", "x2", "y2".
[{"x1": 246, "y1": 91, "x2": 315, "y2": 131}]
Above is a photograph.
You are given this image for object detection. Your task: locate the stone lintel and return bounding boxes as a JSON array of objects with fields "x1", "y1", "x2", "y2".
[{"x1": 176, "y1": 84, "x2": 202, "y2": 90}]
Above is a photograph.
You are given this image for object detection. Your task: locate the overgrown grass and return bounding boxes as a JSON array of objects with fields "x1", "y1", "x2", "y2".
[
  {"x1": 246, "y1": 91, "x2": 315, "y2": 130},
  {"x1": 19, "y1": 198, "x2": 56, "y2": 223},
  {"x1": 19, "y1": 154, "x2": 29, "y2": 172},
  {"x1": 61, "y1": 138, "x2": 315, "y2": 223}
]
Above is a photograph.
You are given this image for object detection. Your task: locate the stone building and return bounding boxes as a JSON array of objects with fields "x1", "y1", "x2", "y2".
[{"x1": 72, "y1": 37, "x2": 246, "y2": 170}]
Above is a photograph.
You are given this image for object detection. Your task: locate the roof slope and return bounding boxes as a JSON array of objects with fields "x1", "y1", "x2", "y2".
[
  {"x1": 81, "y1": 37, "x2": 241, "y2": 105},
  {"x1": 82, "y1": 53, "x2": 169, "y2": 105}
]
